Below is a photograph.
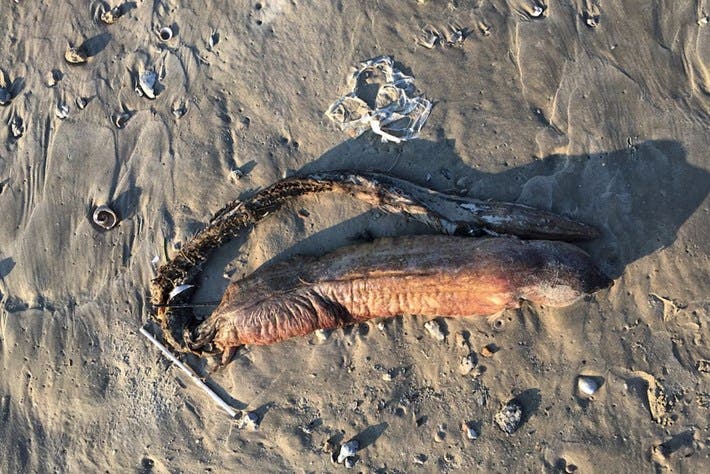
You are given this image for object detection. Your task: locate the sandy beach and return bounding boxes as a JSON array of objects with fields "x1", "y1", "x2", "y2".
[{"x1": 1, "y1": 0, "x2": 708, "y2": 472}]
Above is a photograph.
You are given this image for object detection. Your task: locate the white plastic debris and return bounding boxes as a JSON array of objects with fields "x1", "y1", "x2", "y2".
[{"x1": 325, "y1": 56, "x2": 432, "y2": 143}]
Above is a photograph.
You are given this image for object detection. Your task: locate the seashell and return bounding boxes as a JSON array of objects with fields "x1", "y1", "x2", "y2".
[
  {"x1": 459, "y1": 353, "x2": 476, "y2": 375},
  {"x1": 337, "y1": 440, "x2": 359, "y2": 464},
  {"x1": 100, "y1": 6, "x2": 123, "y2": 25},
  {"x1": 530, "y1": 4, "x2": 546, "y2": 18},
  {"x1": 237, "y1": 411, "x2": 260, "y2": 430},
  {"x1": 114, "y1": 111, "x2": 131, "y2": 128},
  {"x1": 583, "y1": 12, "x2": 600, "y2": 28},
  {"x1": 157, "y1": 26, "x2": 174, "y2": 42},
  {"x1": 0, "y1": 87, "x2": 10, "y2": 106},
  {"x1": 461, "y1": 421, "x2": 478, "y2": 440},
  {"x1": 9, "y1": 115, "x2": 24, "y2": 139},
  {"x1": 65, "y1": 46, "x2": 88, "y2": 64},
  {"x1": 424, "y1": 319, "x2": 445, "y2": 341},
  {"x1": 137, "y1": 70, "x2": 158, "y2": 99},
  {"x1": 480, "y1": 343, "x2": 499, "y2": 357},
  {"x1": 343, "y1": 457, "x2": 356, "y2": 469},
  {"x1": 494, "y1": 399, "x2": 523, "y2": 434},
  {"x1": 55, "y1": 103, "x2": 69, "y2": 119},
  {"x1": 208, "y1": 31, "x2": 219, "y2": 49},
  {"x1": 45, "y1": 69, "x2": 63, "y2": 87},
  {"x1": 577, "y1": 376, "x2": 599, "y2": 396},
  {"x1": 92, "y1": 205, "x2": 118, "y2": 230}
]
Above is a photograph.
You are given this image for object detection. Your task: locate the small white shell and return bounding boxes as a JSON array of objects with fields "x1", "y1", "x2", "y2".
[
  {"x1": 92, "y1": 205, "x2": 118, "y2": 230},
  {"x1": 237, "y1": 411, "x2": 260, "y2": 430},
  {"x1": 114, "y1": 111, "x2": 131, "y2": 128},
  {"x1": 461, "y1": 422, "x2": 478, "y2": 440},
  {"x1": 56, "y1": 103, "x2": 69, "y2": 119},
  {"x1": 337, "y1": 440, "x2": 359, "y2": 463},
  {"x1": 459, "y1": 353, "x2": 476, "y2": 375},
  {"x1": 158, "y1": 26, "x2": 173, "y2": 42},
  {"x1": 137, "y1": 71, "x2": 158, "y2": 99},
  {"x1": 10, "y1": 116, "x2": 24, "y2": 138},
  {"x1": 424, "y1": 319, "x2": 445, "y2": 341},
  {"x1": 577, "y1": 376, "x2": 599, "y2": 396},
  {"x1": 65, "y1": 46, "x2": 88, "y2": 64}
]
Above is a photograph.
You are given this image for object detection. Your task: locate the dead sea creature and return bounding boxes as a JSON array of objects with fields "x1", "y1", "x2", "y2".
[
  {"x1": 150, "y1": 171, "x2": 602, "y2": 353},
  {"x1": 92, "y1": 205, "x2": 118, "y2": 230},
  {"x1": 187, "y1": 236, "x2": 611, "y2": 362},
  {"x1": 65, "y1": 46, "x2": 88, "y2": 64}
]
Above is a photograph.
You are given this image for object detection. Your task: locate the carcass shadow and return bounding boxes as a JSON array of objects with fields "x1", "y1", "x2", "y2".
[
  {"x1": 201, "y1": 137, "x2": 706, "y2": 295},
  {"x1": 291, "y1": 137, "x2": 707, "y2": 279}
]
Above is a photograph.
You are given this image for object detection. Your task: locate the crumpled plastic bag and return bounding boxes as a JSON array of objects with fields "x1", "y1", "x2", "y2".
[{"x1": 325, "y1": 56, "x2": 432, "y2": 143}]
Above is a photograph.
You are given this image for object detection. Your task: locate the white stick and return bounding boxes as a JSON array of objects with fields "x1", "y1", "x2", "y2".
[{"x1": 139, "y1": 326, "x2": 238, "y2": 418}]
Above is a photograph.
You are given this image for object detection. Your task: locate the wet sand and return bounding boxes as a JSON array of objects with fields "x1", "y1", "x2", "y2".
[{"x1": 0, "y1": 1, "x2": 708, "y2": 471}]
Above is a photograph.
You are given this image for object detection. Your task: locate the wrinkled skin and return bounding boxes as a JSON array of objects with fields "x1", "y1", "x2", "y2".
[{"x1": 187, "y1": 236, "x2": 612, "y2": 363}]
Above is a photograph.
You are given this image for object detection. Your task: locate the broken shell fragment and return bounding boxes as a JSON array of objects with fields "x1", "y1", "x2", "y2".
[
  {"x1": 137, "y1": 71, "x2": 158, "y2": 99},
  {"x1": 577, "y1": 376, "x2": 599, "y2": 396},
  {"x1": 337, "y1": 440, "x2": 359, "y2": 464},
  {"x1": 114, "y1": 111, "x2": 131, "y2": 128},
  {"x1": 157, "y1": 26, "x2": 174, "y2": 42},
  {"x1": 9, "y1": 116, "x2": 23, "y2": 139},
  {"x1": 237, "y1": 411, "x2": 260, "y2": 430},
  {"x1": 459, "y1": 353, "x2": 476, "y2": 375},
  {"x1": 424, "y1": 319, "x2": 445, "y2": 341},
  {"x1": 494, "y1": 399, "x2": 523, "y2": 434},
  {"x1": 65, "y1": 46, "x2": 88, "y2": 64},
  {"x1": 100, "y1": 6, "x2": 124, "y2": 25},
  {"x1": 461, "y1": 421, "x2": 478, "y2": 440},
  {"x1": 92, "y1": 205, "x2": 118, "y2": 230},
  {"x1": 55, "y1": 103, "x2": 69, "y2": 119}
]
